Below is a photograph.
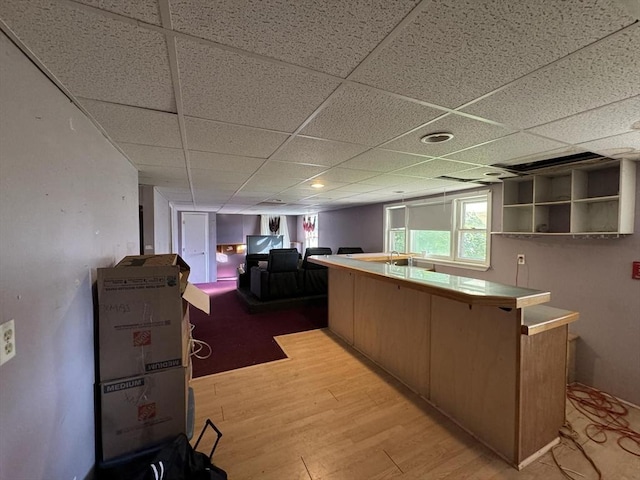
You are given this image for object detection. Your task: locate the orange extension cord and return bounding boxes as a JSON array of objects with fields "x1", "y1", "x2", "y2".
[
  {"x1": 568, "y1": 383, "x2": 640, "y2": 457},
  {"x1": 551, "y1": 384, "x2": 640, "y2": 480}
]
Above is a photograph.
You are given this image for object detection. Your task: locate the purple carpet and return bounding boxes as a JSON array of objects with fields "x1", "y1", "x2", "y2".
[{"x1": 189, "y1": 281, "x2": 327, "y2": 377}]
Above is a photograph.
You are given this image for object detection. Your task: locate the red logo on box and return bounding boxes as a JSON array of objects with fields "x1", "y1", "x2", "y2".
[
  {"x1": 138, "y1": 403, "x2": 156, "y2": 422},
  {"x1": 633, "y1": 261, "x2": 640, "y2": 280},
  {"x1": 133, "y1": 330, "x2": 151, "y2": 346}
]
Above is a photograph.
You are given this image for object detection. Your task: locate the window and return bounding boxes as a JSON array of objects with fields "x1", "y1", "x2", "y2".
[
  {"x1": 303, "y1": 214, "x2": 318, "y2": 249},
  {"x1": 384, "y1": 191, "x2": 491, "y2": 268},
  {"x1": 386, "y1": 206, "x2": 405, "y2": 252}
]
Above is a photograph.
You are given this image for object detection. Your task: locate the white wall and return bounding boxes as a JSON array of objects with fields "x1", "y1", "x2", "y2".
[
  {"x1": 0, "y1": 32, "x2": 139, "y2": 480},
  {"x1": 153, "y1": 187, "x2": 171, "y2": 253}
]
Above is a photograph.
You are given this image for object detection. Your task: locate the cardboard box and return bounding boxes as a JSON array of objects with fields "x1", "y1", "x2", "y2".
[
  {"x1": 97, "y1": 254, "x2": 209, "y2": 382},
  {"x1": 100, "y1": 367, "x2": 188, "y2": 461}
]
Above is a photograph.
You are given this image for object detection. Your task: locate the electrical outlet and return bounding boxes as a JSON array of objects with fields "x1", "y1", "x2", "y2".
[
  {"x1": 517, "y1": 254, "x2": 526, "y2": 265},
  {"x1": 0, "y1": 319, "x2": 16, "y2": 366}
]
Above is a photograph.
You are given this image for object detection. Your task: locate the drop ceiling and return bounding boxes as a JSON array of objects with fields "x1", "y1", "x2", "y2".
[{"x1": 1, "y1": 0, "x2": 638, "y2": 214}]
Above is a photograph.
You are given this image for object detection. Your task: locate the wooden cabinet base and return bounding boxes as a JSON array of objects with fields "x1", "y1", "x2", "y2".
[{"x1": 324, "y1": 267, "x2": 572, "y2": 469}]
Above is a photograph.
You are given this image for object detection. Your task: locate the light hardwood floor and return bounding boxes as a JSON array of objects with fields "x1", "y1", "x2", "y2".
[{"x1": 191, "y1": 329, "x2": 640, "y2": 480}]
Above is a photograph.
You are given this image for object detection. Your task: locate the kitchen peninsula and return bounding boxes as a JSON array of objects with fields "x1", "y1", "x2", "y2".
[{"x1": 309, "y1": 253, "x2": 578, "y2": 469}]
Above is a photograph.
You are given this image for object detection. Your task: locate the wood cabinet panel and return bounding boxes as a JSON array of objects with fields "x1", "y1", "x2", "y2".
[
  {"x1": 328, "y1": 269, "x2": 354, "y2": 344},
  {"x1": 518, "y1": 326, "x2": 567, "y2": 462},
  {"x1": 353, "y1": 276, "x2": 430, "y2": 397},
  {"x1": 430, "y1": 296, "x2": 520, "y2": 464}
]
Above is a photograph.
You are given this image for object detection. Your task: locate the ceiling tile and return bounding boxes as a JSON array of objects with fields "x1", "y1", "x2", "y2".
[
  {"x1": 282, "y1": 182, "x2": 349, "y2": 195},
  {"x1": 350, "y1": 0, "x2": 635, "y2": 108},
  {"x1": 138, "y1": 165, "x2": 189, "y2": 188},
  {"x1": 340, "y1": 149, "x2": 432, "y2": 172},
  {"x1": 194, "y1": 188, "x2": 237, "y2": 199},
  {"x1": 176, "y1": 38, "x2": 339, "y2": 132},
  {"x1": 452, "y1": 166, "x2": 518, "y2": 180},
  {"x1": 306, "y1": 190, "x2": 358, "y2": 201},
  {"x1": 216, "y1": 205, "x2": 248, "y2": 213},
  {"x1": 312, "y1": 167, "x2": 378, "y2": 184},
  {"x1": 229, "y1": 191, "x2": 271, "y2": 202},
  {"x1": 394, "y1": 159, "x2": 475, "y2": 178},
  {"x1": 192, "y1": 192, "x2": 227, "y2": 204},
  {"x1": 444, "y1": 133, "x2": 569, "y2": 166},
  {"x1": 360, "y1": 174, "x2": 418, "y2": 187},
  {"x1": 242, "y1": 175, "x2": 302, "y2": 191},
  {"x1": 79, "y1": 99, "x2": 182, "y2": 148},
  {"x1": 373, "y1": 178, "x2": 467, "y2": 196},
  {"x1": 119, "y1": 143, "x2": 184, "y2": 167},
  {"x1": 188, "y1": 151, "x2": 264, "y2": 172},
  {"x1": 300, "y1": 85, "x2": 442, "y2": 146},
  {"x1": 185, "y1": 117, "x2": 288, "y2": 157},
  {"x1": 271, "y1": 137, "x2": 368, "y2": 167},
  {"x1": 154, "y1": 187, "x2": 192, "y2": 203},
  {"x1": 72, "y1": 0, "x2": 161, "y2": 25},
  {"x1": 527, "y1": 96, "x2": 640, "y2": 144},
  {"x1": 395, "y1": 178, "x2": 466, "y2": 192},
  {"x1": 328, "y1": 183, "x2": 383, "y2": 194},
  {"x1": 257, "y1": 161, "x2": 327, "y2": 179},
  {"x1": 169, "y1": 0, "x2": 420, "y2": 77},
  {"x1": 0, "y1": 0, "x2": 175, "y2": 111},
  {"x1": 578, "y1": 131, "x2": 640, "y2": 160},
  {"x1": 382, "y1": 113, "x2": 515, "y2": 157},
  {"x1": 463, "y1": 25, "x2": 640, "y2": 128},
  {"x1": 263, "y1": 194, "x2": 307, "y2": 203},
  {"x1": 189, "y1": 168, "x2": 253, "y2": 187}
]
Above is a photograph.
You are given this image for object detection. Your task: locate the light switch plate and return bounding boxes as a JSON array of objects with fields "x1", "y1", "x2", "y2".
[{"x1": 0, "y1": 319, "x2": 16, "y2": 366}]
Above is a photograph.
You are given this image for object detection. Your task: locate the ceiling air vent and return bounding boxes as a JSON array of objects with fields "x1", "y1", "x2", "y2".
[
  {"x1": 493, "y1": 152, "x2": 606, "y2": 174},
  {"x1": 437, "y1": 175, "x2": 494, "y2": 186}
]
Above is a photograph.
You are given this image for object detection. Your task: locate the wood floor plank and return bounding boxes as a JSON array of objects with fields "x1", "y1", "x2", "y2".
[{"x1": 190, "y1": 328, "x2": 639, "y2": 480}]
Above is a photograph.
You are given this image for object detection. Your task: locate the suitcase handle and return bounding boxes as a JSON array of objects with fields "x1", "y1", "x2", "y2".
[{"x1": 193, "y1": 418, "x2": 223, "y2": 461}]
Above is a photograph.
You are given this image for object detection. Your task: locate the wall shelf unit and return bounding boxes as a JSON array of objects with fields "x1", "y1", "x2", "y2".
[{"x1": 499, "y1": 159, "x2": 636, "y2": 236}]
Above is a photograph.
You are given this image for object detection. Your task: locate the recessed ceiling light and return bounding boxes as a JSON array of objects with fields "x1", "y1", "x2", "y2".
[
  {"x1": 310, "y1": 182, "x2": 324, "y2": 188},
  {"x1": 420, "y1": 132, "x2": 454, "y2": 144}
]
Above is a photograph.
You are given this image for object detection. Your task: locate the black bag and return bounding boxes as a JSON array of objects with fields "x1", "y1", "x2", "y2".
[
  {"x1": 99, "y1": 420, "x2": 226, "y2": 480},
  {"x1": 142, "y1": 432, "x2": 227, "y2": 480}
]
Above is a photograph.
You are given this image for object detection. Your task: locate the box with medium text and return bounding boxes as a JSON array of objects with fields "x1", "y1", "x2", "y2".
[
  {"x1": 99, "y1": 366, "x2": 188, "y2": 461},
  {"x1": 97, "y1": 255, "x2": 209, "y2": 381}
]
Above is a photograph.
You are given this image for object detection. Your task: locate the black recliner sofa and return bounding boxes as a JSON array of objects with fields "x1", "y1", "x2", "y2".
[
  {"x1": 250, "y1": 248, "x2": 302, "y2": 300},
  {"x1": 301, "y1": 247, "x2": 332, "y2": 295},
  {"x1": 336, "y1": 247, "x2": 364, "y2": 254}
]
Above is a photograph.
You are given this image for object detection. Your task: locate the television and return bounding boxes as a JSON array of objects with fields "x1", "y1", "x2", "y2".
[{"x1": 246, "y1": 235, "x2": 284, "y2": 255}]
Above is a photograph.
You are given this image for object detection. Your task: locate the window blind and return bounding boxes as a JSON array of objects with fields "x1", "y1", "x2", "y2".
[
  {"x1": 407, "y1": 202, "x2": 452, "y2": 230},
  {"x1": 388, "y1": 207, "x2": 406, "y2": 229}
]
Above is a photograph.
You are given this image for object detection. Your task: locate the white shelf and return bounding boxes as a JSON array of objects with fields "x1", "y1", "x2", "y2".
[{"x1": 500, "y1": 159, "x2": 635, "y2": 236}]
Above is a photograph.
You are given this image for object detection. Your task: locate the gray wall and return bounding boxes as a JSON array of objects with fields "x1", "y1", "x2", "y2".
[
  {"x1": 0, "y1": 32, "x2": 139, "y2": 480},
  {"x1": 318, "y1": 204, "x2": 384, "y2": 253},
  {"x1": 319, "y1": 176, "x2": 640, "y2": 405}
]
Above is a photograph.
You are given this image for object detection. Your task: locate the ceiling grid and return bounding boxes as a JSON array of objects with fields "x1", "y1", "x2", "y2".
[{"x1": 0, "y1": 0, "x2": 637, "y2": 213}]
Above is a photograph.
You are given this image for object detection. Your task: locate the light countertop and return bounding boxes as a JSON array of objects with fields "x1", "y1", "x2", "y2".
[{"x1": 309, "y1": 254, "x2": 550, "y2": 309}]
